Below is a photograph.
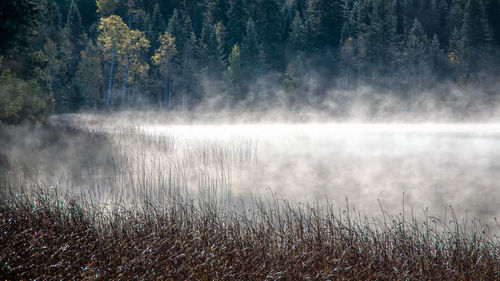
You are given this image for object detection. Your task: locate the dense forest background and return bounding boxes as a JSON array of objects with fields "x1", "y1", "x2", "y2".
[{"x1": 1, "y1": 0, "x2": 500, "y2": 123}]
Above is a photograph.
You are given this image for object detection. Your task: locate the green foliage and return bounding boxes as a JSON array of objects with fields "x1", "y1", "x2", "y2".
[
  {"x1": 427, "y1": 34, "x2": 448, "y2": 79},
  {"x1": 283, "y1": 62, "x2": 301, "y2": 93},
  {"x1": 98, "y1": 15, "x2": 130, "y2": 56},
  {"x1": 199, "y1": 19, "x2": 224, "y2": 76},
  {"x1": 0, "y1": 71, "x2": 47, "y2": 124},
  {"x1": 152, "y1": 32, "x2": 177, "y2": 73},
  {"x1": 148, "y1": 3, "x2": 166, "y2": 47},
  {"x1": 364, "y1": 0, "x2": 398, "y2": 74},
  {"x1": 75, "y1": 39, "x2": 104, "y2": 108},
  {"x1": 61, "y1": 82, "x2": 88, "y2": 112},
  {"x1": 97, "y1": 0, "x2": 118, "y2": 17},
  {"x1": 241, "y1": 19, "x2": 262, "y2": 78},
  {"x1": 255, "y1": 0, "x2": 283, "y2": 69},
  {"x1": 167, "y1": 9, "x2": 186, "y2": 51},
  {"x1": 0, "y1": 0, "x2": 38, "y2": 54},
  {"x1": 402, "y1": 19, "x2": 427, "y2": 81},
  {"x1": 3, "y1": 0, "x2": 500, "y2": 112},
  {"x1": 306, "y1": 0, "x2": 343, "y2": 47},
  {"x1": 226, "y1": 0, "x2": 247, "y2": 48},
  {"x1": 287, "y1": 11, "x2": 307, "y2": 55},
  {"x1": 225, "y1": 44, "x2": 242, "y2": 98},
  {"x1": 460, "y1": 0, "x2": 492, "y2": 73}
]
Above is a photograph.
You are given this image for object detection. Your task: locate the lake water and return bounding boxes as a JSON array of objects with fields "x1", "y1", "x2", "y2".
[{"x1": 145, "y1": 123, "x2": 500, "y2": 223}]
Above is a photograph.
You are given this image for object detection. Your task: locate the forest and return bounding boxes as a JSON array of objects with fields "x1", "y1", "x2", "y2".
[
  {"x1": 2, "y1": 1, "x2": 500, "y2": 279},
  {"x1": 1, "y1": 0, "x2": 500, "y2": 122}
]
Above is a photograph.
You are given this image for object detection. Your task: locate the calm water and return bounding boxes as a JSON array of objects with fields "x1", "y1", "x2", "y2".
[{"x1": 145, "y1": 123, "x2": 500, "y2": 222}]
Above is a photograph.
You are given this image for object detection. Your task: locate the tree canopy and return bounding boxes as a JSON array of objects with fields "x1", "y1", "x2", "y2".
[{"x1": 0, "y1": 0, "x2": 499, "y2": 117}]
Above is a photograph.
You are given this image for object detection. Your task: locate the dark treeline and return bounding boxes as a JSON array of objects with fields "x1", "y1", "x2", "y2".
[{"x1": 1, "y1": 0, "x2": 500, "y2": 122}]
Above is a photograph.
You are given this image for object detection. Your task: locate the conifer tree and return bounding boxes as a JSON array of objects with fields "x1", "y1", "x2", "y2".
[
  {"x1": 75, "y1": 39, "x2": 104, "y2": 108},
  {"x1": 215, "y1": 22, "x2": 228, "y2": 69},
  {"x1": 65, "y1": 0, "x2": 84, "y2": 44},
  {"x1": 427, "y1": 34, "x2": 447, "y2": 79},
  {"x1": 225, "y1": 44, "x2": 242, "y2": 99},
  {"x1": 460, "y1": 0, "x2": 492, "y2": 73},
  {"x1": 62, "y1": 0, "x2": 85, "y2": 79},
  {"x1": 256, "y1": 0, "x2": 283, "y2": 69},
  {"x1": 402, "y1": 19, "x2": 427, "y2": 90},
  {"x1": 148, "y1": 3, "x2": 166, "y2": 51},
  {"x1": 364, "y1": 0, "x2": 398, "y2": 75},
  {"x1": 241, "y1": 19, "x2": 262, "y2": 79},
  {"x1": 306, "y1": 0, "x2": 343, "y2": 48},
  {"x1": 152, "y1": 32, "x2": 177, "y2": 109},
  {"x1": 167, "y1": 9, "x2": 186, "y2": 51},
  {"x1": 287, "y1": 11, "x2": 307, "y2": 55},
  {"x1": 226, "y1": 0, "x2": 247, "y2": 48},
  {"x1": 447, "y1": 27, "x2": 463, "y2": 73},
  {"x1": 199, "y1": 17, "x2": 225, "y2": 76}
]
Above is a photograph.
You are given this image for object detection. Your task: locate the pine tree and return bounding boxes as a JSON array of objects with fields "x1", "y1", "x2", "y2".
[
  {"x1": 167, "y1": 9, "x2": 186, "y2": 51},
  {"x1": 447, "y1": 27, "x2": 463, "y2": 71},
  {"x1": 256, "y1": 0, "x2": 283, "y2": 69},
  {"x1": 148, "y1": 3, "x2": 166, "y2": 50},
  {"x1": 75, "y1": 39, "x2": 104, "y2": 108},
  {"x1": 427, "y1": 34, "x2": 447, "y2": 79},
  {"x1": 241, "y1": 18, "x2": 262, "y2": 78},
  {"x1": 152, "y1": 32, "x2": 177, "y2": 109},
  {"x1": 215, "y1": 22, "x2": 228, "y2": 69},
  {"x1": 306, "y1": 0, "x2": 343, "y2": 47},
  {"x1": 460, "y1": 0, "x2": 492, "y2": 73},
  {"x1": 61, "y1": 81, "x2": 88, "y2": 112},
  {"x1": 199, "y1": 18, "x2": 224, "y2": 76},
  {"x1": 75, "y1": 0, "x2": 98, "y2": 28},
  {"x1": 484, "y1": 0, "x2": 500, "y2": 44},
  {"x1": 63, "y1": 0, "x2": 85, "y2": 79},
  {"x1": 65, "y1": 0, "x2": 84, "y2": 42},
  {"x1": 151, "y1": 3, "x2": 166, "y2": 34},
  {"x1": 226, "y1": 0, "x2": 247, "y2": 48},
  {"x1": 225, "y1": 44, "x2": 242, "y2": 99},
  {"x1": 402, "y1": 19, "x2": 427, "y2": 89},
  {"x1": 286, "y1": 11, "x2": 307, "y2": 55},
  {"x1": 364, "y1": 0, "x2": 398, "y2": 75}
]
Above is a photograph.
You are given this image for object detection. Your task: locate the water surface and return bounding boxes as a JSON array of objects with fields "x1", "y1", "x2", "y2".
[{"x1": 145, "y1": 123, "x2": 500, "y2": 222}]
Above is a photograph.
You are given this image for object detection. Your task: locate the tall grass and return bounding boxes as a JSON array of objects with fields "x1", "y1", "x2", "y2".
[{"x1": 0, "y1": 121, "x2": 499, "y2": 280}]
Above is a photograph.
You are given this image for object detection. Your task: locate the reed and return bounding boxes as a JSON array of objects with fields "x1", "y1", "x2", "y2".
[{"x1": 0, "y1": 121, "x2": 498, "y2": 280}]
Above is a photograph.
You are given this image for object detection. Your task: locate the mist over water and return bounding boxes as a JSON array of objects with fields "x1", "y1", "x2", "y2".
[{"x1": 145, "y1": 123, "x2": 500, "y2": 222}]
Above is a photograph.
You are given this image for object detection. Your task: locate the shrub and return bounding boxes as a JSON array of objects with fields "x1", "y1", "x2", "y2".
[{"x1": 0, "y1": 70, "x2": 48, "y2": 124}]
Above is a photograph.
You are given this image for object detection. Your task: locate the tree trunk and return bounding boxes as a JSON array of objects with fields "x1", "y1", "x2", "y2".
[
  {"x1": 121, "y1": 53, "x2": 130, "y2": 104},
  {"x1": 106, "y1": 46, "x2": 116, "y2": 107}
]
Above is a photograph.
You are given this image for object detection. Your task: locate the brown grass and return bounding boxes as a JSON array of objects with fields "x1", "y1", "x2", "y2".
[
  {"x1": 0, "y1": 121, "x2": 499, "y2": 280},
  {"x1": 1, "y1": 186, "x2": 499, "y2": 280}
]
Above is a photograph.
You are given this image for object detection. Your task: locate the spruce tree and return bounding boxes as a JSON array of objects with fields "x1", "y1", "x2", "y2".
[
  {"x1": 65, "y1": 0, "x2": 84, "y2": 39},
  {"x1": 460, "y1": 0, "x2": 492, "y2": 73},
  {"x1": 286, "y1": 11, "x2": 307, "y2": 55},
  {"x1": 225, "y1": 44, "x2": 242, "y2": 99},
  {"x1": 364, "y1": 0, "x2": 398, "y2": 75},
  {"x1": 226, "y1": 0, "x2": 247, "y2": 48},
  {"x1": 427, "y1": 34, "x2": 447, "y2": 79},
  {"x1": 167, "y1": 9, "x2": 186, "y2": 51},
  {"x1": 199, "y1": 17, "x2": 224, "y2": 76},
  {"x1": 255, "y1": 0, "x2": 283, "y2": 69},
  {"x1": 306, "y1": 0, "x2": 343, "y2": 48},
  {"x1": 241, "y1": 18, "x2": 262, "y2": 79},
  {"x1": 149, "y1": 3, "x2": 166, "y2": 41},
  {"x1": 402, "y1": 19, "x2": 427, "y2": 89}
]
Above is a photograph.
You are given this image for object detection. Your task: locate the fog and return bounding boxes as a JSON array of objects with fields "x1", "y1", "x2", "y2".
[
  {"x1": 139, "y1": 122, "x2": 500, "y2": 223},
  {"x1": 2, "y1": 114, "x2": 500, "y2": 229}
]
